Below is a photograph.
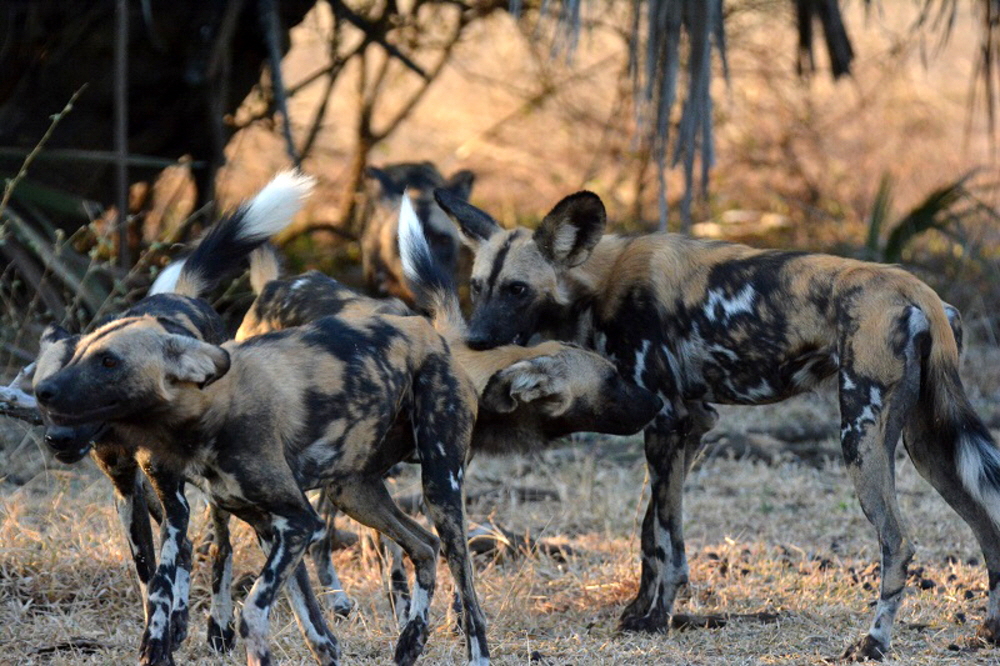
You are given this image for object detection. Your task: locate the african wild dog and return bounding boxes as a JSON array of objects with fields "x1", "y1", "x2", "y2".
[
  {"x1": 361, "y1": 161, "x2": 474, "y2": 302},
  {"x1": 34, "y1": 257, "x2": 490, "y2": 666},
  {"x1": 32, "y1": 172, "x2": 313, "y2": 663},
  {"x1": 224, "y1": 198, "x2": 662, "y2": 627},
  {"x1": 434, "y1": 188, "x2": 997, "y2": 661}
]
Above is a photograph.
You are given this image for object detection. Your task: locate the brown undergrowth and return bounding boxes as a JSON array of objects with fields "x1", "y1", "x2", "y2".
[{"x1": 3, "y1": 356, "x2": 1000, "y2": 665}]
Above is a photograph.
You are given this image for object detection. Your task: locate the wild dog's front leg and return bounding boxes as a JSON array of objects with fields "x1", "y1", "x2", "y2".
[
  {"x1": 94, "y1": 448, "x2": 158, "y2": 626},
  {"x1": 138, "y1": 468, "x2": 189, "y2": 666},
  {"x1": 240, "y1": 513, "x2": 329, "y2": 666},
  {"x1": 619, "y1": 402, "x2": 713, "y2": 633}
]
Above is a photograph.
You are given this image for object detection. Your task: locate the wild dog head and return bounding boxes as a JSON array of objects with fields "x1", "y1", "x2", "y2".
[
  {"x1": 362, "y1": 161, "x2": 475, "y2": 300},
  {"x1": 435, "y1": 189, "x2": 605, "y2": 349},
  {"x1": 480, "y1": 342, "x2": 662, "y2": 440},
  {"x1": 33, "y1": 317, "x2": 230, "y2": 429},
  {"x1": 32, "y1": 324, "x2": 109, "y2": 463}
]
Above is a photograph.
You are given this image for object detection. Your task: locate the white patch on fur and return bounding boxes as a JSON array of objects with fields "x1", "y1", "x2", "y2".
[
  {"x1": 149, "y1": 259, "x2": 186, "y2": 295},
  {"x1": 241, "y1": 170, "x2": 315, "y2": 241},
  {"x1": 450, "y1": 472, "x2": 460, "y2": 492},
  {"x1": 285, "y1": 574, "x2": 336, "y2": 651},
  {"x1": 552, "y1": 224, "x2": 579, "y2": 260},
  {"x1": 398, "y1": 194, "x2": 429, "y2": 285},
  {"x1": 468, "y1": 637, "x2": 490, "y2": 666},
  {"x1": 704, "y1": 285, "x2": 756, "y2": 323},
  {"x1": 957, "y1": 432, "x2": 1000, "y2": 528},
  {"x1": 173, "y1": 566, "x2": 191, "y2": 614},
  {"x1": 633, "y1": 340, "x2": 651, "y2": 388},
  {"x1": 210, "y1": 550, "x2": 234, "y2": 628},
  {"x1": 409, "y1": 584, "x2": 430, "y2": 622}
]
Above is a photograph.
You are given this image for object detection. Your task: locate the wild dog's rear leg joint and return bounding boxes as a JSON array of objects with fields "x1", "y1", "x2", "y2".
[
  {"x1": 620, "y1": 413, "x2": 689, "y2": 634},
  {"x1": 207, "y1": 506, "x2": 236, "y2": 652}
]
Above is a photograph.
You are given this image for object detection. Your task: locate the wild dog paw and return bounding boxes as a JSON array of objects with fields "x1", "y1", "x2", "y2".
[
  {"x1": 138, "y1": 632, "x2": 175, "y2": 666},
  {"x1": 976, "y1": 618, "x2": 1000, "y2": 645},
  {"x1": 169, "y1": 607, "x2": 189, "y2": 645},
  {"x1": 324, "y1": 593, "x2": 355, "y2": 619},
  {"x1": 840, "y1": 635, "x2": 888, "y2": 661},
  {"x1": 617, "y1": 610, "x2": 670, "y2": 634},
  {"x1": 206, "y1": 616, "x2": 236, "y2": 652},
  {"x1": 393, "y1": 618, "x2": 429, "y2": 666}
]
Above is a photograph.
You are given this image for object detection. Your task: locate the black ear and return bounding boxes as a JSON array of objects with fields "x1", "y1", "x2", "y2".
[
  {"x1": 434, "y1": 188, "x2": 501, "y2": 249},
  {"x1": 480, "y1": 356, "x2": 571, "y2": 415},
  {"x1": 533, "y1": 191, "x2": 606, "y2": 268},
  {"x1": 365, "y1": 166, "x2": 404, "y2": 197},
  {"x1": 163, "y1": 335, "x2": 231, "y2": 388},
  {"x1": 442, "y1": 169, "x2": 475, "y2": 201}
]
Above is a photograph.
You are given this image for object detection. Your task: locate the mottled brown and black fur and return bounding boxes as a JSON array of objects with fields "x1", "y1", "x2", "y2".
[
  {"x1": 228, "y1": 209, "x2": 662, "y2": 626},
  {"x1": 361, "y1": 161, "x2": 474, "y2": 302},
  {"x1": 35, "y1": 299, "x2": 490, "y2": 666},
  {"x1": 436, "y1": 188, "x2": 1000, "y2": 661}
]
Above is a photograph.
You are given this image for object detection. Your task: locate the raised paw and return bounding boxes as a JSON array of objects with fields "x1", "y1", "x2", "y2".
[
  {"x1": 394, "y1": 618, "x2": 429, "y2": 666},
  {"x1": 840, "y1": 635, "x2": 888, "y2": 661},
  {"x1": 207, "y1": 616, "x2": 236, "y2": 652}
]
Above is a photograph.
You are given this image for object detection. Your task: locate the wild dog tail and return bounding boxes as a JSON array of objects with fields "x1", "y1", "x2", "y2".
[
  {"x1": 149, "y1": 171, "x2": 312, "y2": 297},
  {"x1": 917, "y1": 289, "x2": 1000, "y2": 527},
  {"x1": 248, "y1": 244, "x2": 282, "y2": 295},
  {"x1": 397, "y1": 193, "x2": 466, "y2": 340}
]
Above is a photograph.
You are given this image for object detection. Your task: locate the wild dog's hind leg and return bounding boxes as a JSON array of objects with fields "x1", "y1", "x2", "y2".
[
  {"x1": 310, "y1": 487, "x2": 355, "y2": 618},
  {"x1": 837, "y1": 307, "x2": 925, "y2": 661},
  {"x1": 329, "y1": 479, "x2": 440, "y2": 666},
  {"x1": 206, "y1": 505, "x2": 236, "y2": 652},
  {"x1": 240, "y1": 509, "x2": 329, "y2": 666},
  {"x1": 620, "y1": 400, "x2": 715, "y2": 633}
]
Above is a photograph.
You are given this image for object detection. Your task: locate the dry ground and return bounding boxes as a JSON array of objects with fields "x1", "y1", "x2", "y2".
[{"x1": 2, "y1": 344, "x2": 1000, "y2": 665}]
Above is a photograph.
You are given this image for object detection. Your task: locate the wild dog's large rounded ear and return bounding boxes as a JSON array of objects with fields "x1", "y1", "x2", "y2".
[
  {"x1": 365, "y1": 166, "x2": 404, "y2": 197},
  {"x1": 40, "y1": 324, "x2": 73, "y2": 345},
  {"x1": 533, "y1": 191, "x2": 606, "y2": 268},
  {"x1": 442, "y1": 169, "x2": 475, "y2": 201},
  {"x1": 434, "y1": 188, "x2": 501, "y2": 249},
  {"x1": 163, "y1": 335, "x2": 231, "y2": 388},
  {"x1": 481, "y1": 355, "x2": 572, "y2": 415}
]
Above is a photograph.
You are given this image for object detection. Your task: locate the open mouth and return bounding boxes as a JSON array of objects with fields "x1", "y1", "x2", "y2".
[
  {"x1": 44, "y1": 403, "x2": 123, "y2": 426},
  {"x1": 54, "y1": 446, "x2": 93, "y2": 464}
]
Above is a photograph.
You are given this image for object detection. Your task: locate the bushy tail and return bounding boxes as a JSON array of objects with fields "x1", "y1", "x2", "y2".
[
  {"x1": 149, "y1": 171, "x2": 312, "y2": 297},
  {"x1": 397, "y1": 194, "x2": 466, "y2": 340},
  {"x1": 920, "y1": 293, "x2": 1000, "y2": 527}
]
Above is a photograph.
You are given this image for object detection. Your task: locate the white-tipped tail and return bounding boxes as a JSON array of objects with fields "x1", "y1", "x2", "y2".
[
  {"x1": 149, "y1": 259, "x2": 186, "y2": 295},
  {"x1": 398, "y1": 194, "x2": 429, "y2": 285},
  {"x1": 241, "y1": 170, "x2": 316, "y2": 240},
  {"x1": 957, "y1": 432, "x2": 1000, "y2": 528}
]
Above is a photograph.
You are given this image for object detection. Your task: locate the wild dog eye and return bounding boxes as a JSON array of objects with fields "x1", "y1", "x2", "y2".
[
  {"x1": 506, "y1": 282, "x2": 528, "y2": 297},
  {"x1": 470, "y1": 280, "x2": 483, "y2": 296},
  {"x1": 101, "y1": 354, "x2": 119, "y2": 369}
]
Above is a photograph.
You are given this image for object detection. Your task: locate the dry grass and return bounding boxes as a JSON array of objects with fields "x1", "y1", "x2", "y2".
[{"x1": 4, "y1": 348, "x2": 1000, "y2": 665}]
